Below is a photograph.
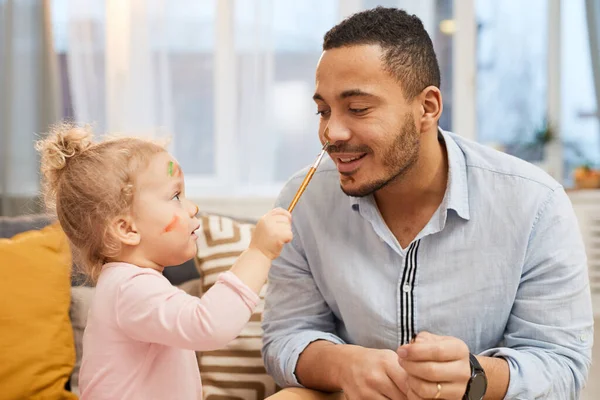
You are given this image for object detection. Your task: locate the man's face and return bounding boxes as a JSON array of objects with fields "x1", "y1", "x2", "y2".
[{"x1": 314, "y1": 44, "x2": 421, "y2": 197}]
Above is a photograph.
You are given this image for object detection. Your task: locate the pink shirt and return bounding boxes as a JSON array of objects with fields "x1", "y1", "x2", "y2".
[{"x1": 79, "y1": 262, "x2": 259, "y2": 400}]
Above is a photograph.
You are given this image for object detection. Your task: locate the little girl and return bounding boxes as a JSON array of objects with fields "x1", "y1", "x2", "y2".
[{"x1": 36, "y1": 123, "x2": 293, "y2": 399}]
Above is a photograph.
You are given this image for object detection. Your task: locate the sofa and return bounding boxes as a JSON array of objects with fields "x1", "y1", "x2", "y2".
[{"x1": 0, "y1": 213, "x2": 339, "y2": 400}]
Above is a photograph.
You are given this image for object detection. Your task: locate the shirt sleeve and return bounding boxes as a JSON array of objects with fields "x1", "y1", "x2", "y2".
[
  {"x1": 261, "y1": 188, "x2": 346, "y2": 388},
  {"x1": 115, "y1": 270, "x2": 260, "y2": 351},
  {"x1": 479, "y1": 187, "x2": 593, "y2": 399}
]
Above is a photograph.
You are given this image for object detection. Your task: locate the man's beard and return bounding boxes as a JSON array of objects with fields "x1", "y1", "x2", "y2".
[{"x1": 339, "y1": 113, "x2": 420, "y2": 198}]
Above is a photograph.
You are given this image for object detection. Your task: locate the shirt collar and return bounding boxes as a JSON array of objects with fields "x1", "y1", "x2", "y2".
[{"x1": 441, "y1": 128, "x2": 470, "y2": 220}]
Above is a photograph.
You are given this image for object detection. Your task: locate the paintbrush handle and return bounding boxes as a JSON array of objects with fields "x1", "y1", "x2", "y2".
[
  {"x1": 287, "y1": 167, "x2": 316, "y2": 212},
  {"x1": 287, "y1": 141, "x2": 329, "y2": 213}
]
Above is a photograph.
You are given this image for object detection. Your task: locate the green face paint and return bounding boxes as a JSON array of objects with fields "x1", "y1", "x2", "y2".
[{"x1": 168, "y1": 161, "x2": 174, "y2": 176}]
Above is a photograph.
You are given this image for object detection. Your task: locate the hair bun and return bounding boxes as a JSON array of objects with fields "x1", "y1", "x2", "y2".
[
  {"x1": 36, "y1": 123, "x2": 94, "y2": 210},
  {"x1": 37, "y1": 123, "x2": 93, "y2": 170}
]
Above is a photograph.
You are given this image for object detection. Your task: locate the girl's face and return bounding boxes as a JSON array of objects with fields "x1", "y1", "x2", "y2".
[{"x1": 132, "y1": 152, "x2": 200, "y2": 268}]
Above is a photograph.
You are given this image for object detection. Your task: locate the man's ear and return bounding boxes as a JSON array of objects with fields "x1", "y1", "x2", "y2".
[
  {"x1": 417, "y1": 86, "x2": 443, "y2": 132},
  {"x1": 111, "y1": 215, "x2": 141, "y2": 246}
]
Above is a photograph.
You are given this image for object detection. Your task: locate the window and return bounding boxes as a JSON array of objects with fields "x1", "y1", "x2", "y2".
[
  {"x1": 476, "y1": 0, "x2": 548, "y2": 157},
  {"x1": 232, "y1": 1, "x2": 337, "y2": 188},
  {"x1": 475, "y1": 0, "x2": 600, "y2": 185},
  {"x1": 562, "y1": 0, "x2": 599, "y2": 182},
  {"x1": 167, "y1": 2, "x2": 216, "y2": 176},
  {"x1": 49, "y1": 0, "x2": 455, "y2": 198}
]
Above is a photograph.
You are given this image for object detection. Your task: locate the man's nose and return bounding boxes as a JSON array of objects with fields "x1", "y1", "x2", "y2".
[{"x1": 323, "y1": 120, "x2": 351, "y2": 144}]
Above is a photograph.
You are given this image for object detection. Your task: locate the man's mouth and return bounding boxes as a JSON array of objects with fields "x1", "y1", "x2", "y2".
[
  {"x1": 332, "y1": 153, "x2": 368, "y2": 174},
  {"x1": 338, "y1": 153, "x2": 367, "y2": 163}
]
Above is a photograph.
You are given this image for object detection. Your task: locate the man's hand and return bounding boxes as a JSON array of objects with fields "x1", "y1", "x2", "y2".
[
  {"x1": 397, "y1": 332, "x2": 471, "y2": 400},
  {"x1": 338, "y1": 346, "x2": 409, "y2": 400},
  {"x1": 295, "y1": 341, "x2": 409, "y2": 400}
]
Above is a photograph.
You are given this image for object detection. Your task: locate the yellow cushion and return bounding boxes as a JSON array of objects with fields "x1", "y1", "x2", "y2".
[{"x1": 0, "y1": 222, "x2": 77, "y2": 400}]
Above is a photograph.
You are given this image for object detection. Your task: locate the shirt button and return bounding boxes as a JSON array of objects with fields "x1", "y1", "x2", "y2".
[{"x1": 403, "y1": 284, "x2": 411, "y2": 292}]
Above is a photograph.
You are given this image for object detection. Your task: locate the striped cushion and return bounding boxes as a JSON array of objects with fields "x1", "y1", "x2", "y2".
[{"x1": 195, "y1": 214, "x2": 277, "y2": 400}]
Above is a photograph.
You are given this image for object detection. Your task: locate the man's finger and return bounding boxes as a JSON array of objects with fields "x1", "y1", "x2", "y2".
[
  {"x1": 399, "y1": 359, "x2": 470, "y2": 383},
  {"x1": 407, "y1": 375, "x2": 469, "y2": 400},
  {"x1": 398, "y1": 338, "x2": 468, "y2": 362},
  {"x1": 413, "y1": 331, "x2": 441, "y2": 343},
  {"x1": 380, "y1": 378, "x2": 409, "y2": 400},
  {"x1": 385, "y1": 361, "x2": 409, "y2": 394}
]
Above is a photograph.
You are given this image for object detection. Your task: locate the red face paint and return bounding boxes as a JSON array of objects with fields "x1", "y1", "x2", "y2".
[{"x1": 163, "y1": 215, "x2": 180, "y2": 233}]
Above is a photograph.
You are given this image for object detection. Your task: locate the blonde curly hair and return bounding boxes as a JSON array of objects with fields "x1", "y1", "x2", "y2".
[{"x1": 36, "y1": 122, "x2": 166, "y2": 282}]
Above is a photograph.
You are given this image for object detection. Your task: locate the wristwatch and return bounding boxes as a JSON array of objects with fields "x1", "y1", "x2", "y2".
[{"x1": 463, "y1": 353, "x2": 487, "y2": 400}]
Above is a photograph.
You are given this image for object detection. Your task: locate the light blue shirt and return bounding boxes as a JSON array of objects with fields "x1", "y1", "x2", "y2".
[{"x1": 262, "y1": 130, "x2": 593, "y2": 399}]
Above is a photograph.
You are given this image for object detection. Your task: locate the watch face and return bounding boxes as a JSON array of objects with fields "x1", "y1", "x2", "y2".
[{"x1": 468, "y1": 373, "x2": 488, "y2": 400}]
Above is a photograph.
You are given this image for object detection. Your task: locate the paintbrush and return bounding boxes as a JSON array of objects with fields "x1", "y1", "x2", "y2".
[{"x1": 287, "y1": 139, "x2": 330, "y2": 212}]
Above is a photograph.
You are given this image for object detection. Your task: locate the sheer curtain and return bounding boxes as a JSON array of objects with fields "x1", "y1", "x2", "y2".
[
  {"x1": 234, "y1": 0, "x2": 337, "y2": 190},
  {"x1": 66, "y1": 0, "x2": 173, "y2": 137},
  {"x1": 64, "y1": 0, "x2": 217, "y2": 179},
  {"x1": 59, "y1": 0, "x2": 445, "y2": 202},
  {"x1": 0, "y1": 0, "x2": 61, "y2": 216}
]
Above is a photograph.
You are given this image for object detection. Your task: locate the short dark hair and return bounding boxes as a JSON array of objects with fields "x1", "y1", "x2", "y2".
[{"x1": 323, "y1": 7, "x2": 441, "y2": 100}]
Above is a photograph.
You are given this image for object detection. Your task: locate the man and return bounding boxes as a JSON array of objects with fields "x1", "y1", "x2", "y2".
[{"x1": 262, "y1": 7, "x2": 593, "y2": 400}]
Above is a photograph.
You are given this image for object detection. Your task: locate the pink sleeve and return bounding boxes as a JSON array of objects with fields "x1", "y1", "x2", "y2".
[{"x1": 115, "y1": 270, "x2": 260, "y2": 351}]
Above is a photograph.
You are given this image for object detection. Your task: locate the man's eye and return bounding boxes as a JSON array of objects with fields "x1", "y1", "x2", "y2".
[
  {"x1": 349, "y1": 108, "x2": 368, "y2": 114},
  {"x1": 316, "y1": 110, "x2": 330, "y2": 117}
]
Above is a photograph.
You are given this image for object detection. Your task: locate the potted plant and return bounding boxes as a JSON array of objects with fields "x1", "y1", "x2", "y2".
[{"x1": 573, "y1": 164, "x2": 600, "y2": 189}]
